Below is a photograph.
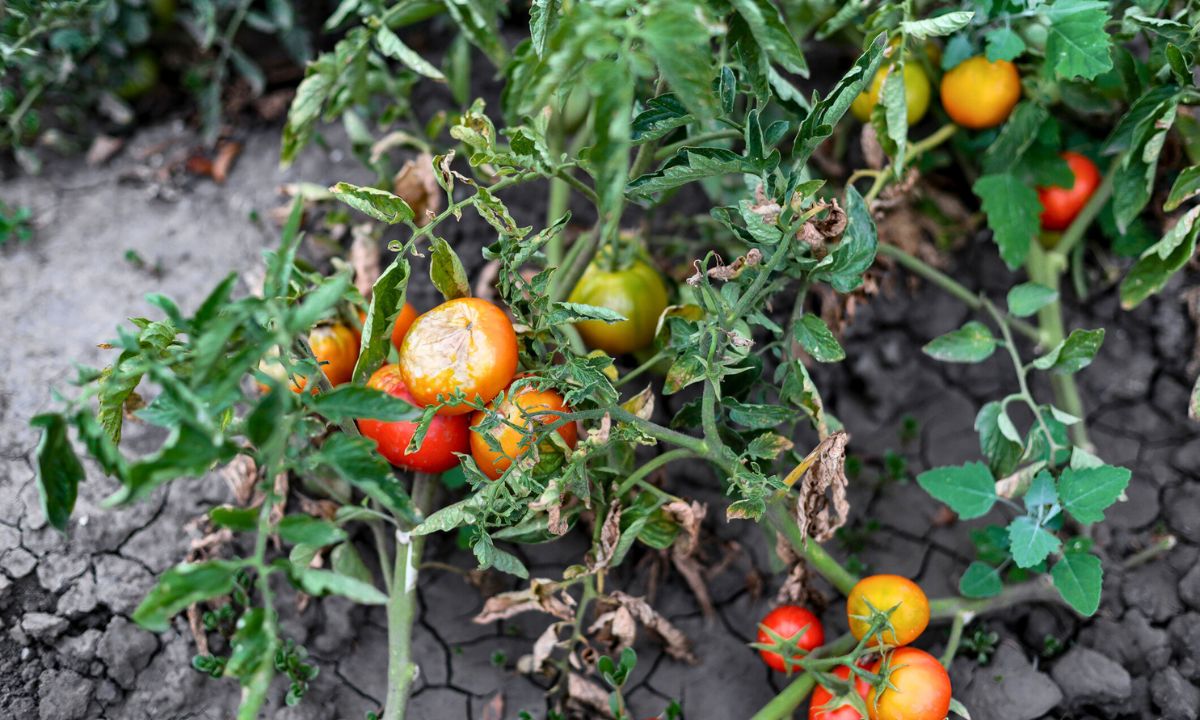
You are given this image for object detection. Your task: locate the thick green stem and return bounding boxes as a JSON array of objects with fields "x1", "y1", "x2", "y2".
[
  {"x1": 654, "y1": 128, "x2": 742, "y2": 161},
  {"x1": 940, "y1": 610, "x2": 967, "y2": 668},
  {"x1": 615, "y1": 448, "x2": 695, "y2": 497},
  {"x1": 876, "y1": 244, "x2": 1042, "y2": 343},
  {"x1": 382, "y1": 474, "x2": 436, "y2": 720},
  {"x1": 928, "y1": 576, "x2": 1062, "y2": 619},
  {"x1": 1026, "y1": 242, "x2": 1091, "y2": 449},
  {"x1": 767, "y1": 500, "x2": 860, "y2": 596},
  {"x1": 749, "y1": 633, "x2": 859, "y2": 720}
]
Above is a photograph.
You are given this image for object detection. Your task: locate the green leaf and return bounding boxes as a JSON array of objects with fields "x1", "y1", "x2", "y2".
[
  {"x1": 1051, "y1": 551, "x2": 1103, "y2": 615},
  {"x1": 376, "y1": 26, "x2": 445, "y2": 81},
  {"x1": 1031, "y1": 328, "x2": 1104, "y2": 374},
  {"x1": 985, "y1": 27, "x2": 1026, "y2": 62},
  {"x1": 793, "y1": 314, "x2": 845, "y2": 363},
  {"x1": 329, "y1": 182, "x2": 415, "y2": 224},
  {"x1": 132, "y1": 560, "x2": 242, "y2": 632},
  {"x1": 729, "y1": 0, "x2": 807, "y2": 76},
  {"x1": 627, "y1": 147, "x2": 766, "y2": 198},
  {"x1": 631, "y1": 94, "x2": 693, "y2": 144},
  {"x1": 529, "y1": 0, "x2": 560, "y2": 58},
  {"x1": 976, "y1": 402, "x2": 1023, "y2": 478},
  {"x1": 1119, "y1": 206, "x2": 1199, "y2": 309},
  {"x1": 294, "y1": 567, "x2": 387, "y2": 604},
  {"x1": 642, "y1": 4, "x2": 717, "y2": 120},
  {"x1": 316, "y1": 434, "x2": 415, "y2": 523},
  {"x1": 224, "y1": 607, "x2": 274, "y2": 682},
  {"x1": 1043, "y1": 0, "x2": 1114, "y2": 80},
  {"x1": 281, "y1": 69, "x2": 333, "y2": 165},
  {"x1": 443, "y1": 0, "x2": 506, "y2": 66},
  {"x1": 1007, "y1": 515, "x2": 1061, "y2": 568},
  {"x1": 429, "y1": 237, "x2": 471, "y2": 301},
  {"x1": 973, "y1": 173, "x2": 1041, "y2": 269},
  {"x1": 792, "y1": 33, "x2": 887, "y2": 167},
  {"x1": 277, "y1": 515, "x2": 348, "y2": 547},
  {"x1": 1057, "y1": 464, "x2": 1131, "y2": 523},
  {"x1": 288, "y1": 273, "x2": 351, "y2": 335},
  {"x1": 726, "y1": 401, "x2": 794, "y2": 430},
  {"x1": 879, "y1": 59, "x2": 908, "y2": 167},
  {"x1": 959, "y1": 561, "x2": 1003, "y2": 598},
  {"x1": 472, "y1": 533, "x2": 529, "y2": 578},
  {"x1": 310, "y1": 385, "x2": 422, "y2": 422},
  {"x1": 587, "y1": 58, "x2": 635, "y2": 234},
  {"x1": 331, "y1": 542, "x2": 374, "y2": 586},
  {"x1": 1007, "y1": 283, "x2": 1058, "y2": 317},
  {"x1": 922, "y1": 321, "x2": 997, "y2": 363},
  {"x1": 901, "y1": 11, "x2": 974, "y2": 39},
  {"x1": 108, "y1": 424, "x2": 237, "y2": 506},
  {"x1": 31, "y1": 413, "x2": 85, "y2": 532},
  {"x1": 209, "y1": 506, "x2": 259, "y2": 532},
  {"x1": 916, "y1": 462, "x2": 997, "y2": 519},
  {"x1": 353, "y1": 258, "x2": 410, "y2": 383},
  {"x1": 1165, "y1": 166, "x2": 1200, "y2": 212}
]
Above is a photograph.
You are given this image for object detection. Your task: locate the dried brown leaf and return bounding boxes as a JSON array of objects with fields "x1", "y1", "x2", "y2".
[
  {"x1": 589, "y1": 500, "x2": 622, "y2": 572},
  {"x1": 392, "y1": 152, "x2": 441, "y2": 227},
  {"x1": 473, "y1": 579, "x2": 576, "y2": 624},
  {"x1": 604, "y1": 592, "x2": 698, "y2": 663},
  {"x1": 621, "y1": 385, "x2": 656, "y2": 420},
  {"x1": 860, "y1": 125, "x2": 885, "y2": 170},
  {"x1": 220, "y1": 456, "x2": 258, "y2": 506},
  {"x1": 785, "y1": 431, "x2": 851, "y2": 542},
  {"x1": 86, "y1": 135, "x2": 124, "y2": 166},
  {"x1": 350, "y1": 226, "x2": 382, "y2": 300},
  {"x1": 480, "y1": 693, "x2": 504, "y2": 720},
  {"x1": 567, "y1": 673, "x2": 614, "y2": 718}
]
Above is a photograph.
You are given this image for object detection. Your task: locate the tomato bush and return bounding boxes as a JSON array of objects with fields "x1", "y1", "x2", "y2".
[{"x1": 28, "y1": 0, "x2": 1199, "y2": 717}]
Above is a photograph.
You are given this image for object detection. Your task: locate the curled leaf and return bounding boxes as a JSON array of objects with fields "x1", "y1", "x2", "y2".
[
  {"x1": 784, "y1": 431, "x2": 851, "y2": 542},
  {"x1": 473, "y1": 578, "x2": 576, "y2": 624},
  {"x1": 392, "y1": 152, "x2": 442, "y2": 227}
]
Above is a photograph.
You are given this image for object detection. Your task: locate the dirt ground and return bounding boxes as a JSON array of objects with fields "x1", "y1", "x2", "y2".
[{"x1": 1, "y1": 121, "x2": 1198, "y2": 720}]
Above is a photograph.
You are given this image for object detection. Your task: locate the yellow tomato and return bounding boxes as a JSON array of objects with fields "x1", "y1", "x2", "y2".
[{"x1": 850, "y1": 62, "x2": 931, "y2": 125}]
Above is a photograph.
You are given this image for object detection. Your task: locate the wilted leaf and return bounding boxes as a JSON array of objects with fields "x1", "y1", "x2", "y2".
[{"x1": 783, "y1": 431, "x2": 850, "y2": 542}]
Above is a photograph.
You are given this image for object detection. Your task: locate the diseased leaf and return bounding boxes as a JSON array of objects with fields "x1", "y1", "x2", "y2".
[
  {"x1": 1120, "y1": 205, "x2": 1200, "y2": 308},
  {"x1": 376, "y1": 26, "x2": 445, "y2": 81},
  {"x1": 310, "y1": 385, "x2": 421, "y2": 422},
  {"x1": 976, "y1": 402, "x2": 1023, "y2": 478},
  {"x1": 31, "y1": 413, "x2": 85, "y2": 532},
  {"x1": 901, "y1": 11, "x2": 974, "y2": 39},
  {"x1": 1165, "y1": 165, "x2": 1200, "y2": 212},
  {"x1": 133, "y1": 560, "x2": 243, "y2": 632},
  {"x1": 642, "y1": 4, "x2": 717, "y2": 120},
  {"x1": 430, "y1": 237, "x2": 471, "y2": 301},
  {"x1": 729, "y1": 0, "x2": 807, "y2": 76},
  {"x1": 923, "y1": 321, "x2": 997, "y2": 363},
  {"x1": 1031, "y1": 328, "x2": 1105, "y2": 374},
  {"x1": 329, "y1": 182, "x2": 415, "y2": 224},
  {"x1": 793, "y1": 313, "x2": 845, "y2": 363}
]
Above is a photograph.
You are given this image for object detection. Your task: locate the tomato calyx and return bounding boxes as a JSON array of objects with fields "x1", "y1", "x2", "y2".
[
  {"x1": 847, "y1": 597, "x2": 906, "y2": 650},
  {"x1": 810, "y1": 663, "x2": 875, "y2": 720},
  {"x1": 751, "y1": 621, "x2": 818, "y2": 674}
]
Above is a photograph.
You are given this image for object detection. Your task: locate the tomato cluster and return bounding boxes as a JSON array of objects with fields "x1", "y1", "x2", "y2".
[{"x1": 755, "y1": 574, "x2": 950, "y2": 720}]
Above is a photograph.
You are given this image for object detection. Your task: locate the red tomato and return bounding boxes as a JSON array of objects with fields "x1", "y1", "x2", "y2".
[
  {"x1": 867, "y1": 648, "x2": 951, "y2": 720},
  {"x1": 469, "y1": 381, "x2": 578, "y2": 480},
  {"x1": 357, "y1": 364, "x2": 469, "y2": 473},
  {"x1": 1037, "y1": 151, "x2": 1101, "y2": 231},
  {"x1": 756, "y1": 605, "x2": 825, "y2": 673},
  {"x1": 810, "y1": 664, "x2": 872, "y2": 720}
]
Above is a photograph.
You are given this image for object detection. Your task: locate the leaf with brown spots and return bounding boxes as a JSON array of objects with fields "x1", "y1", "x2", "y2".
[{"x1": 783, "y1": 431, "x2": 851, "y2": 542}]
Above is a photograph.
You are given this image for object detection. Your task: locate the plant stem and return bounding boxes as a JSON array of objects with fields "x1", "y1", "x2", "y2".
[
  {"x1": 654, "y1": 129, "x2": 742, "y2": 161},
  {"x1": 863, "y1": 123, "x2": 958, "y2": 204},
  {"x1": 767, "y1": 500, "x2": 860, "y2": 596},
  {"x1": 1121, "y1": 534, "x2": 1177, "y2": 570},
  {"x1": 928, "y1": 576, "x2": 1062, "y2": 619},
  {"x1": 382, "y1": 474, "x2": 436, "y2": 720},
  {"x1": 615, "y1": 350, "x2": 668, "y2": 388},
  {"x1": 876, "y1": 244, "x2": 1042, "y2": 342},
  {"x1": 984, "y1": 299, "x2": 1059, "y2": 461},
  {"x1": 615, "y1": 448, "x2": 695, "y2": 497},
  {"x1": 749, "y1": 633, "x2": 859, "y2": 720},
  {"x1": 940, "y1": 610, "x2": 968, "y2": 668}
]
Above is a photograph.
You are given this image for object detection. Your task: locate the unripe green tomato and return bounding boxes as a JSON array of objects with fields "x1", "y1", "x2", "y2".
[
  {"x1": 149, "y1": 0, "x2": 177, "y2": 25},
  {"x1": 1022, "y1": 23, "x2": 1048, "y2": 52},
  {"x1": 116, "y1": 52, "x2": 160, "y2": 100},
  {"x1": 559, "y1": 85, "x2": 591, "y2": 134},
  {"x1": 850, "y1": 62, "x2": 931, "y2": 125},
  {"x1": 569, "y1": 258, "x2": 670, "y2": 356}
]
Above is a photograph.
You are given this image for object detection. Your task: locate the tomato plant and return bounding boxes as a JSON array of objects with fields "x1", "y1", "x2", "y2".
[
  {"x1": 28, "y1": 0, "x2": 1197, "y2": 717},
  {"x1": 359, "y1": 364, "x2": 470, "y2": 473}
]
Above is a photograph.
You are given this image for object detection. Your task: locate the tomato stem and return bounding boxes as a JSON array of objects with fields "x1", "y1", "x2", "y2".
[
  {"x1": 382, "y1": 474, "x2": 436, "y2": 720},
  {"x1": 748, "y1": 632, "x2": 858, "y2": 720},
  {"x1": 939, "y1": 610, "x2": 968, "y2": 668},
  {"x1": 767, "y1": 500, "x2": 860, "y2": 596}
]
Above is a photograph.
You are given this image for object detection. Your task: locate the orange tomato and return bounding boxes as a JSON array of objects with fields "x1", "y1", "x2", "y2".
[
  {"x1": 398, "y1": 297, "x2": 519, "y2": 415},
  {"x1": 846, "y1": 575, "x2": 929, "y2": 647},
  {"x1": 470, "y1": 381, "x2": 577, "y2": 480},
  {"x1": 867, "y1": 648, "x2": 951, "y2": 720},
  {"x1": 939, "y1": 56, "x2": 1021, "y2": 129},
  {"x1": 390, "y1": 301, "x2": 419, "y2": 352},
  {"x1": 295, "y1": 322, "x2": 359, "y2": 392}
]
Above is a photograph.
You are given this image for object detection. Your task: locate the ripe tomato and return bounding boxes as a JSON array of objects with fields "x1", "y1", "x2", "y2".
[
  {"x1": 469, "y1": 381, "x2": 578, "y2": 480},
  {"x1": 569, "y1": 258, "x2": 669, "y2": 356},
  {"x1": 940, "y1": 56, "x2": 1021, "y2": 129},
  {"x1": 756, "y1": 605, "x2": 825, "y2": 673},
  {"x1": 810, "y1": 664, "x2": 871, "y2": 720},
  {"x1": 850, "y1": 62, "x2": 931, "y2": 125},
  {"x1": 358, "y1": 364, "x2": 470, "y2": 472},
  {"x1": 867, "y1": 648, "x2": 951, "y2": 720},
  {"x1": 296, "y1": 322, "x2": 360, "y2": 392},
  {"x1": 847, "y1": 575, "x2": 929, "y2": 647},
  {"x1": 398, "y1": 297, "x2": 518, "y2": 415},
  {"x1": 1037, "y1": 151, "x2": 1101, "y2": 231},
  {"x1": 390, "y1": 302, "x2": 419, "y2": 352}
]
